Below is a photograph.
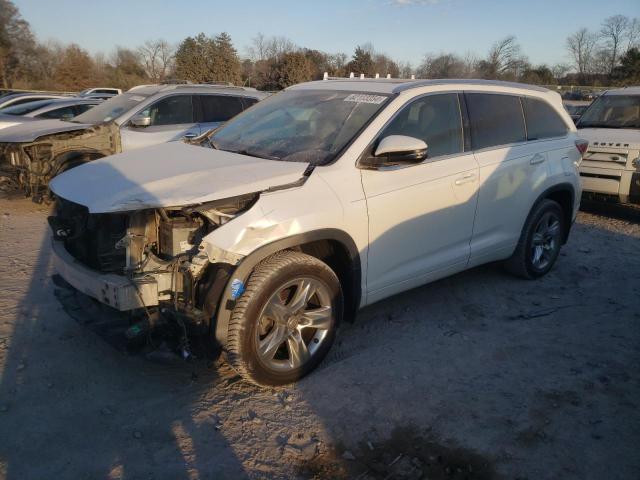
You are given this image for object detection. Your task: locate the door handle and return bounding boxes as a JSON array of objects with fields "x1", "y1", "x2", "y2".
[
  {"x1": 183, "y1": 133, "x2": 198, "y2": 139},
  {"x1": 530, "y1": 153, "x2": 546, "y2": 165},
  {"x1": 454, "y1": 172, "x2": 476, "y2": 186}
]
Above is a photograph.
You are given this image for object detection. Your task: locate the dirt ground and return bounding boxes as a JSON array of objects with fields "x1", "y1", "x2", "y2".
[{"x1": 0, "y1": 197, "x2": 638, "y2": 480}]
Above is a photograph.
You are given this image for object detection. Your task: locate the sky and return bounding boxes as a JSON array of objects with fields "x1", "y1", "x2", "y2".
[{"x1": 13, "y1": 0, "x2": 640, "y2": 68}]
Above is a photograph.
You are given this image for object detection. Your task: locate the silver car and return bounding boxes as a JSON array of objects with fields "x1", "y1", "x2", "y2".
[
  {"x1": 0, "y1": 92, "x2": 68, "y2": 110},
  {"x1": 0, "y1": 83, "x2": 269, "y2": 199},
  {"x1": 0, "y1": 98, "x2": 101, "y2": 130}
]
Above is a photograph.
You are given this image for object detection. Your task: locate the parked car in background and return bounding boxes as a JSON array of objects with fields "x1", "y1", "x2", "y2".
[
  {"x1": 0, "y1": 92, "x2": 69, "y2": 110},
  {"x1": 0, "y1": 98, "x2": 101, "y2": 130},
  {"x1": 563, "y1": 100, "x2": 591, "y2": 123},
  {"x1": 78, "y1": 87, "x2": 122, "y2": 100},
  {"x1": 48, "y1": 78, "x2": 583, "y2": 386},
  {"x1": 0, "y1": 83, "x2": 268, "y2": 199},
  {"x1": 576, "y1": 87, "x2": 640, "y2": 205}
]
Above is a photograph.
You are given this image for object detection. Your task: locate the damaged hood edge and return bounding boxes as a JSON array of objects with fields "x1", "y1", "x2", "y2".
[
  {"x1": 0, "y1": 119, "x2": 94, "y2": 143},
  {"x1": 49, "y1": 142, "x2": 310, "y2": 213}
]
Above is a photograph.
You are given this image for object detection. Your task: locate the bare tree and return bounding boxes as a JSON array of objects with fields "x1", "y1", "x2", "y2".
[
  {"x1": 417, "y1": 53, "x2": 467, "y2": 78},
  {"x1": 600, "y1": 15, "x2": 629, "y2": 74},
  {"x1": 475, "y1": 36, "x2": 528, "y2": 79},
  {"x1": 138, "y1": 39, "x2": 174, "y2": 82},
  {"x1": 551, "y1": 63, "x2": 570, "y2": 82},
  {"x1": 247, "y1": 33, "x2": 296, "y2": 62},
  {"x1": 625, "y1": 17, "x2": 640, "y2": 52},
  {"x1": 566, "y1": 28, "x2": 598, "y2": 77}
]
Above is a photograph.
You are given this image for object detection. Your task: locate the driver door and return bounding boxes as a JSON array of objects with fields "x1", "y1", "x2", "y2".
[
  {"x1": 120, "y1": 94, "x2": 200, "y2": 151},
  {"x1": 360, "y1": 93, "x2": 480, "y2": 303}
]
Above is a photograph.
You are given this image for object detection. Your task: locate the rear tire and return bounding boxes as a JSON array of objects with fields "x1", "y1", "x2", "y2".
[
  {"x1": 226, "y1": 250, "x2": 342, "y2": 386},
  {"x1": 505, "y1": 199, "x2": 565, "y2": 279}
]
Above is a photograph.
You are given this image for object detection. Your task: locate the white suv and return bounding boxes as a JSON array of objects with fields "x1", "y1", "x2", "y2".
[
  {"x1": 48, "y1": 79, "x2": 583, "y2": 386},
  {"x1": 575, "y1": 87, "x2": 640, "y2": 205}
]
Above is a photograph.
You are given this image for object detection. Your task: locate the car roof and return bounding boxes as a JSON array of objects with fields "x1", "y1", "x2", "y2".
[
  {"x1": 127, "y1": 83, "x2": 269, "y2": 98},
  {"x1": 603, "y1": 86, "x2": 640, "y2": 96},
  {"x1": 288, "y1": 78, "x2": 550, "y2": 95},
  {"x1": 2, "y1": 92, "x2": 68, "y2": 99}
]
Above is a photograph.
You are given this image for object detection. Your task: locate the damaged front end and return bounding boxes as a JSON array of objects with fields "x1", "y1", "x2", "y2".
[
  {"x1": 0, "y1": 124, "x2": 119, "y2": 200},
  {"x1": 49, "y1": 193, "x2": 257, "y2": 353}
]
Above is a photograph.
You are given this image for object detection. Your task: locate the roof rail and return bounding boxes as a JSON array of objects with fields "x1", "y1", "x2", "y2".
[{"x1": 323, "y1": 72, "x2": 416, "y2": 81}]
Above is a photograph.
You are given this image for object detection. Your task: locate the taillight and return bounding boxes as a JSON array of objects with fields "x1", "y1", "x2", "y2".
[{"x1": 575, "y1": 139, "x2": 589, "y2": 156}]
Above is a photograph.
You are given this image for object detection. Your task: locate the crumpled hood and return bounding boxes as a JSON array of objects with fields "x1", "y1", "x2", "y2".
[
  {"x1": 50, "y1": 142, "x2": 309, "y2": 213},
  {"x1": 0, "y1": 119, "x2": 93, "y2": 142},
  {"x1": 577, "y1": 128, "x2": 640, "y2": 150}
]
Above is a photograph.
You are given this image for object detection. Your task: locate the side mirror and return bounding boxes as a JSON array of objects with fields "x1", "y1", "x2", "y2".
[
  {"x1": 372, "y1": 135, "x2": 428, "y2": 165},
  {"x1": 130, "y1": 114, "x2": 151, "y2": 127}
]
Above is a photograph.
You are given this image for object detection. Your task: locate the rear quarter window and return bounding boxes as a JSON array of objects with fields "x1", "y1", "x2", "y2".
[
  {"x1": 199, "y1": 95, "x2": 244, "y2": 123},
  {"x1": 466, "y1": 93, "x2": 526, "y2": 150},
  {"x1": 522, "y1": 97, "x2": 568, "y2": 140}
]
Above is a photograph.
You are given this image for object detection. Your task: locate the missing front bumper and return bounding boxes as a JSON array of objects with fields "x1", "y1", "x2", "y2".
[{"x1": 51, "y1": 238, "x2": 160, "y2": 311}]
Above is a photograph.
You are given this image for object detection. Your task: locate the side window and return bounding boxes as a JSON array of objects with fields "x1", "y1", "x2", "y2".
[
  {"x1": 522, "y1": 97, "x2": 569, "y2": 140},
  {"x1": 466, "y1": 93, "x2": 526, "y2": 150},
  {"x1": 142, "y1": 95, "x2": 194, "y2": 126},
  {"x1": 242, "y1": 97, "x2": 259, "y2": 109},
  {"x1": 199, "y1": 95, "x2": 244, "y2": 123},
  {"x1": 73, "y1": 104, "x2": 95, "y2": 115},
  {"x1": 9, "y1": 97, "x2": 43, "y2": 107},
  {"x1": 37, "y1": 106, "x2": 76, "y2": 119},
  {"x1": 381, "y1": 93, "x2": 463, "y2": 158}
]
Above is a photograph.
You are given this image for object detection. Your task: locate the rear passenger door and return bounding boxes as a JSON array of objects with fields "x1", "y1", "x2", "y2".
[
  {"x1": 195, "y1": 95, "x2": 246, "y2": 134},
  {"x1": 361, "y1": 93, "x2": 479, "y2": 303},
  {"x1": 120, "y1": 94, "x2": 199, "y2": 151},
  {"x1": 467, "y1": 93, "x2": 566, "y2": 266}
]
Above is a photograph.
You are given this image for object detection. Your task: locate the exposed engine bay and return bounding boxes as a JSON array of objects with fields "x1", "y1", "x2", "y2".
[
  {"x1": 0, "y1": 123, "x2": 119, "y2": 201},
  {"x1": 49, "y1": 193, "x2": 258, "y2": 355}
]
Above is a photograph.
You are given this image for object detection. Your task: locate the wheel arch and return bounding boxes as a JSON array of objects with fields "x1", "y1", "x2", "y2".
[
  {"x1": 535, "y1": 183, "x2": 576, "y2": 244},
  {"x1": 211, "y1": 228, "x2": 362, "y2": 350}
]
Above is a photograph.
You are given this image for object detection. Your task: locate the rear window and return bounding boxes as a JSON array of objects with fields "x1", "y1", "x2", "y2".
[
  {"x1": 37, "y1": 105, "x2": 76, "y2": 120},
  {"x1": 522, "y1": 97, "x2": 568, "y2": 140},
  {"x1": 199, "y1": 95, "x2": 244, "y2": 123},
  {"x1": 0, "y1": 99, "x2": 55, "y2": 115},
  {"x1": 466, "y1": 93, "x2": 526, "y2": 150}
]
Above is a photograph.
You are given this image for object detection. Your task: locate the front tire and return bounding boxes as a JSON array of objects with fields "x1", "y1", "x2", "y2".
[
  {"x1": 226, "y1": 250, "x2": 342, "y2": 386},
  {"x1": 505, "y1": 199, "x2": 565, "y2": 279}
]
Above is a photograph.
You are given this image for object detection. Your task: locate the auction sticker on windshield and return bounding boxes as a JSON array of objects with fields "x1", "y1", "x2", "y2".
[{"x1": 343, "y1": 94, "x2": 387, "y2": 104}]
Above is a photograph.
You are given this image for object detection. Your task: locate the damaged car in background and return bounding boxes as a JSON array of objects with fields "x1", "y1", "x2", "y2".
[
  {"x1": 0, "y1": 83, "x2": 267, "y2": 200},
  {"x1": 49, "y1": 79, "x2": 583, "y2": 386}
]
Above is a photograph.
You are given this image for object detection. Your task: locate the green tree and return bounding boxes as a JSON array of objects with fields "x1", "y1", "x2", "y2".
[
  {"x1": 53, "y1": 44, "x2": 96, "y2": 90},
  {"x1": 347, "y1": 46, "x2": 374, "y2": 76},
  {"x1": 212, "y1": 32, "x2": 242, "y2": 84},
  {"x1": 0, "y1": 0, "x2": 36, "y2": 88},
  {"x1": 175, "y1": 32, "x2": 241, "y2": 84},
  {"x1": 612, "y1": 47, "x2": 640, "y2": 83},
  {"x1": 273, "y1": 51, "x2": 313, "y2": 89}
]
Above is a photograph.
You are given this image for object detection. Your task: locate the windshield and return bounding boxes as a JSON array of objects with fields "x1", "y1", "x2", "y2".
[
  {"x1": 71, "y1": 92, "x2": 149, "y2": 124},
  {"x1": 208, "y1": 90, "x2": 390, "y2": 164},
  {"x1": 577, "y1": 94, "x2": 640, "y2": 129},
  {"x1": 0, "y1": 99, "x2": 56, "y2": 115}
]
